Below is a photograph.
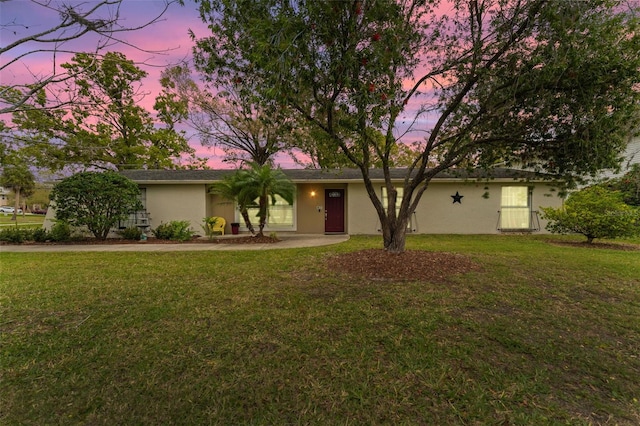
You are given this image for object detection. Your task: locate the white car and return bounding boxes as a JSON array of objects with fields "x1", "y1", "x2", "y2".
[{"x1": 0, "y1": 206, "x2": 23, "y2": 214}]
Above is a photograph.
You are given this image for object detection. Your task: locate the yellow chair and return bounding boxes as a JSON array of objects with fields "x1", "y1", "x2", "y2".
[{"x1": 208, "y1": 217, "x2": 226, "y2": 235}]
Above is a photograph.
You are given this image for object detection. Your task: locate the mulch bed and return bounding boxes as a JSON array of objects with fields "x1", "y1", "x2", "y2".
[
  {"x1": 546, "y1": 240, "x2": 640, "y2": 251},
  {"x1": 327, "y1": 249, "x2": 482, "y2": 282}
]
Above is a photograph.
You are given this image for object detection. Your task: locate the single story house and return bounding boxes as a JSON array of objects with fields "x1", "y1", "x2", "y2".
[{"x1": 117, "y1": 168, "x2": 564, "y2": 236}]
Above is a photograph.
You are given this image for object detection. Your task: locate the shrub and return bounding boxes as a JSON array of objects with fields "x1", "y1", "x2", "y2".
[
  {"x1": 0, "y1": 227, "x2": 30, "y2": 243},
  {"x1": 32, "y1": 228, "x2": 50, "y2": 243},
  {"x1": 152, "y1": 221, "x2": 195, "y2": 241},
  {"x1": 49, "y1": 221, "x2": 71, "y2": 242},
  {"x1": 119, "y1": 226, "x2": 143, "y2": 241},
  {"x1": 50, "y1": 171, "x2": 142, "y2": 240},
  {"x1": 541, "y1": 186, "x2": 640, "y2": 243},
  {"x1": 606, "y1": 164, "x2": 640, "y2": 206}
]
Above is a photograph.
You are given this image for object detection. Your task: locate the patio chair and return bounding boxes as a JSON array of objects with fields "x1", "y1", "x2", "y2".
[{"x1": 209, "y1": 217, "x2": 226, "y2": 235}]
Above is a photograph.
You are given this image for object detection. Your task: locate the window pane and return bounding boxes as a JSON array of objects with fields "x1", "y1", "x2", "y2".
[
  {"x1": 500, "y1": 187, "x2": 530, "y2": 229},
  {"x1": 500, "y1": 208, "x2": 530, "y2": 229},
  {"x1": 246, "y1": 194, "x2": 294, "y2": 228},
  {"x1": 381, "y1": 187, "x2": 411, "y2": 231},
  {"x1": 501, "y1": 187, "x2": 528, "y2": 207}
]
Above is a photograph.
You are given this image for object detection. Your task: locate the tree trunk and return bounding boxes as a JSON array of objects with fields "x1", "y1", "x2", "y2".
[
  {"x1": 11, "y1": 189, "x2": 20, "y2": 221},
  {"x1": 256, "y1": 195, "x2": 268, "y2": 237},
  {"x1": 239, "y1": 208, "x2": 255, "y2": 235},
  {"x1": 385, "y1": 228, "x2": 407, "y2": 253},
  {"x1": 381, "y1": 216, "x2": 409, "y2": 254}
]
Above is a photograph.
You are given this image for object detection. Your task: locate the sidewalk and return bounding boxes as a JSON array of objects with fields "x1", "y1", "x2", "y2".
[{"x1": 0, "y1": 234, "x2": 350, "y2": 253}]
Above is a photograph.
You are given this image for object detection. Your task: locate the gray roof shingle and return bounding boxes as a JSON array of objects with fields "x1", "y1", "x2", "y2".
[{"x1": 119, "y1": 168, "x2": 555, "y2": 183}]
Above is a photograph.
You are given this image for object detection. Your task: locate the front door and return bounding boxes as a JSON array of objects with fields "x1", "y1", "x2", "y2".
[{"x1": 325, "y1": 189, "x2": 345, "y2": 233}]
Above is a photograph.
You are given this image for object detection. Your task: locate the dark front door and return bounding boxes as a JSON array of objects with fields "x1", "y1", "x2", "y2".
[{"x1": 325, "y1": 189, "x2": 345, "y2": 233}]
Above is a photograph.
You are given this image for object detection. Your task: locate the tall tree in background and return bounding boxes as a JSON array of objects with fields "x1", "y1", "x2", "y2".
[
  {"x1": 157, "y1": 64, "x2": 303, "y2": 166},
  {"x1": 11, "y1": 52, "x2": 202, "y2": 171},
  {"x1": 0, "y1": 162, "x2": 35, "y2": 221},
  {"x1": 0, "y1": 0, "x2": 176, "y2": 114},
  {"x1": 191, "y1": 0, "x2": 640, "y2": 252}
]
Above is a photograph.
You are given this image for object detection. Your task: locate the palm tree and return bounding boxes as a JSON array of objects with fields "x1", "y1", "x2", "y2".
[
  {"x1": 209, "y1": 170, "x2": 258, "y2": 234},
  {"x1": 209, "y1": 163, "x2": 295, "y2": 237},
  {"x1": 246, "y1": 163, "x2": 295, "y2": 237},
  {"x1": 0, "y1": 163, "x2": 35, "y2": 221}
]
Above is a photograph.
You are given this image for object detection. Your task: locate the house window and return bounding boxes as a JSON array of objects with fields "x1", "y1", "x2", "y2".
[
  {"x1": 381, "y1": 187, "x2": 412, "y2": 231},
  {"x1": 245, "y1": 194, "x2": 294, "y2": 229},
  {"x1": 138, "y1": 188, "x2": 147, "y2": 210},
  {"x1": 500, "y1": 186, "x2": 531, "y2": 230}
]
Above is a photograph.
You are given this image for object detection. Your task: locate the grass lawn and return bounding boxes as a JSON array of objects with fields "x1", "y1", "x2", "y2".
[
  {"x1": 0, "y1": 214, "x2": 45, "y2": 229},
  {"x1": 1, "y1": 235, "x2": 639, "y2": 424}
]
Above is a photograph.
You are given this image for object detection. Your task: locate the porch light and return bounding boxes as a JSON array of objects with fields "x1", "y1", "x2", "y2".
[{"x1": 310, "y1": 190, "x2": 316, "y2": 197}]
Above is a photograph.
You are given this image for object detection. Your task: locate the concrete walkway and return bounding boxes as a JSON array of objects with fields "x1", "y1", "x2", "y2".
[{"x1": 0, "y1": 234, "x2": 350, "y2": 253}]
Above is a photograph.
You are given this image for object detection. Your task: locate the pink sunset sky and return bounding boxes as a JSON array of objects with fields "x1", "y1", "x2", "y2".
[{"x1": 1, "y1": 0, "x2": 436, "y2": 169}]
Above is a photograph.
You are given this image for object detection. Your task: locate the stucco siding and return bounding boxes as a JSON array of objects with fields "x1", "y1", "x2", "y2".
[
  {"x1": 144, "y1": 184, "x2": 208, "y2": 235},
  {"x1": 123, "y1": 169, "x2": 565, "y2": 236},
  {"x1": 297, "y1": 183, "x2": 324, "y2": 234},
  {"x1": 347, "y1": 181, "x2": 563, "y2": 235}
]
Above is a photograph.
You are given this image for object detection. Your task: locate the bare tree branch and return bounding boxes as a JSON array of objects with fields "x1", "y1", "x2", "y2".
[{"x1": 1, "y1": 0, "x2": 177, "y2": 114}]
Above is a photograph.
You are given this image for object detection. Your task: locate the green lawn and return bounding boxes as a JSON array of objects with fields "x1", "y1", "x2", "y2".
[
  {"x1": 1, "y1": 235, "x2": 639, "y2": 425},
  {"x1": 0, "y1": 214, "x2": 45, "y2": 229}
]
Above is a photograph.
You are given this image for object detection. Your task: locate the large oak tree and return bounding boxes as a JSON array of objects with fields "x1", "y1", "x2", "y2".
[{"x1": 190, "y1": 0, "x2": 640, "y2": 252}]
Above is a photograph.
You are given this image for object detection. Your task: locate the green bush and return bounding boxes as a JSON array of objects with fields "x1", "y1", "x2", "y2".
[
  {"x1": 152, "y1": 221, "x2": 195, "y2": 241},
  {"x1": 50, "y1": 171, "x2": 142, "y2": 240},
  {"x1": 32, "y1": 228, "x2": 50, "y2": 243},
  {"x1": 0, "y1": 227, "x2": 31, "y2": 243},
  {"x1": 119, "y1": 226, "x2": 142, "y2": 241},
  {"x1": 49, "y1": 221, "x2": 71, "y2": 242},
  {"x1": 541, "y1": 186, "x2": 640, "y2": 243}
]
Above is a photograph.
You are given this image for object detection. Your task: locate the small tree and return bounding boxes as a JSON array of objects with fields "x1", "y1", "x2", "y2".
[
  {"x1": 541, "y1": 186, "x2": 640, "y2": 244},
  {"x1": 245, "y1": 163, "x2": 296, "y2": 237},
  {"x1": 209, "y1": 170, "x2": 259, "y2": 234},
  {"x1": 209, "y1": 163, "x2": 295, "y2": 237},
  {"x1": 0, "y1": 163, "x2": 36, "y2": 221},
  {"x1": 50, "y1": 171, "x2": 142, "y2": 240}
]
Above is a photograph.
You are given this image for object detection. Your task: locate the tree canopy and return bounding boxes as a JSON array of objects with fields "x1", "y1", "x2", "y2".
[
  {"x1": 158, "y1": 63, "x2": 308, "y2": 166},
  {"x1": 0, "y1": 0, "x2": 177, "y2": 115},
  {"x1": 191, "y1": 0, "x2": 640, "y2": 252},
  {"x1": 9, "y1": 52, "x2": 203, "y2": 172}
]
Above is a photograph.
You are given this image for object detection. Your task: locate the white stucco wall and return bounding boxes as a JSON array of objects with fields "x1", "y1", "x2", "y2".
[
  {"x1": 143, "y1": 184, "x2": 209, "y2": 236},
  {"x1": 596, "y1": 136, "x2": 640, "y2": 181},
  {"x1": 347, "y1": 180, "x2": 564, "y2": 235}
]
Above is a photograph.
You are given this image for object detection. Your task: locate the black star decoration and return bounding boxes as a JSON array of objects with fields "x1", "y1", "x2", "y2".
[{"x1": 451, "y1": 191, "x2": 464, "y2": 204}]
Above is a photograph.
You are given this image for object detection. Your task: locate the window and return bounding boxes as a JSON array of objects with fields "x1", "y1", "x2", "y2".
[
  {"x1": 138, "y1": 188, "x2": 147, "y2": 210},
  {"x1": 117, "y1": 187, "x2": 149, "y2": 229},
  {"x1": 245, "y1": 194, "x2": 294, "y2": 229},
  {"x1": 500, "y1": 186, "x2": 531, "y2": 230},
  {"x1": 381, "y1": 187, "x2": 412, "y2": 231}
]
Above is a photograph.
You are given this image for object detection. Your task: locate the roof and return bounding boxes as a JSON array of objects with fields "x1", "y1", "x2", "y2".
[{"x1": 120, "y1": 168, "x2": 557, "y2": 184}]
